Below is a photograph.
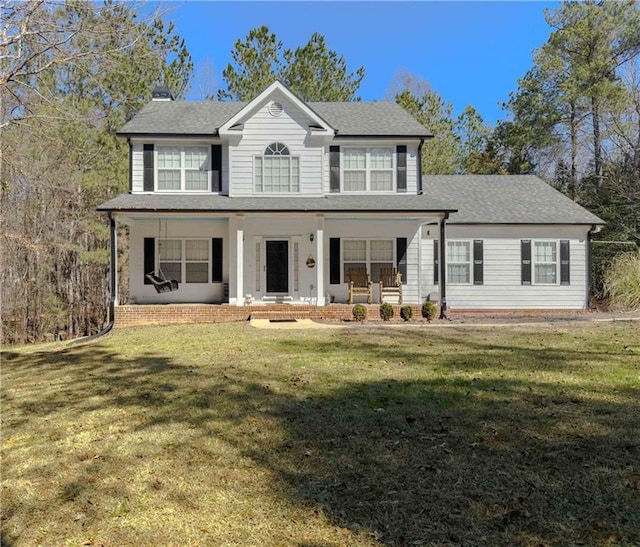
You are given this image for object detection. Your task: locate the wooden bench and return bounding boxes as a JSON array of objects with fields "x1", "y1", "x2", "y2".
[
  {"x1": 347, "y1": 267, "x2": 372, "y2": 304},
  {"x1": 379, "y1": 267, "x2": 402, "y2": 304}
]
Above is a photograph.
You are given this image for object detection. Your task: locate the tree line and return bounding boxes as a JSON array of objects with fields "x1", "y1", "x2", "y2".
[{"x1": 1, "y1": 0, "x2": 638, "y2": 343}]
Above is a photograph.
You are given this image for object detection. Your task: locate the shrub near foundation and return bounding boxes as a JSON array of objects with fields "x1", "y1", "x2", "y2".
[
  {"x1": 400, "y1": 305, "x2": 413, "y2": 321},
  {"x1": 422, "y1": 300, "x2": 437, "y2": 321},
  {"x1": 379, "y1": 302, "x2": 394, "y2": 321},
  {"x1": 352, "y1": 303, "x2": 367, "y2": 322}
]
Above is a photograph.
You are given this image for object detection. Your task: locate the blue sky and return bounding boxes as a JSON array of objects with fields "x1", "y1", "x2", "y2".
[{"x1": 163, "y1": 1, "x2": 559, "y2": 126}]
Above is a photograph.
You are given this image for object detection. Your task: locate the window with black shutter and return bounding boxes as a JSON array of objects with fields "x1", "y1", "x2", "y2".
[
  {"x1": 396, "y1": 145, "x2": 407, "y2": 193},
  {"x1": 329, "y1": 238, "x2": 340, "y2": 283},
  {"x1": 144, "y1": 237, "x2": 155, "y2": 284},
  {"x1": 433, "y1": 240, "x2": 439, "y2": 285},
  {"x1": 560, "y1": 240, "x2": 570, "y2": 285},
  {"x1": 212, "y1": 238, "x2": 223, "y2": 282},
  {"x1": 143, "y1": 144, "x2": 154, "y2": 191},
  {"x1": 330, "y1": 146, "x2": 340, "y2": 193},
  {"x1": 396, "y1": 237, "x2": 407, "y2": 282},
  {"x1": 521, "y1": 240, "x2": 532, "y2": 285},
  {"x1": 211, "y1": 145, "x2": 222, "y2": 192},
  {"x1": 473, "y1": 240, "x2": 484, "y2": 285}
]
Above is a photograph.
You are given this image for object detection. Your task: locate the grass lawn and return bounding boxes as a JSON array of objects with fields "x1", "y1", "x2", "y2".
[{"x1": 2, "y1": 321, "x2": 639, "y2": 546}]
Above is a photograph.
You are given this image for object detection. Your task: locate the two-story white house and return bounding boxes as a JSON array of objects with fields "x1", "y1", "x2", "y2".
[{"x1": 98, "y1": 81, "x2": 603, "y2": 317}]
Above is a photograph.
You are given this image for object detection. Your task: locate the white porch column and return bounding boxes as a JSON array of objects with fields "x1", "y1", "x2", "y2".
[
  {"x1": 315, "y1": 215, "x2": 325, "y2": 306},
  {"x1": 229, "y1": 215, "x2": 244, "y2": 306}
]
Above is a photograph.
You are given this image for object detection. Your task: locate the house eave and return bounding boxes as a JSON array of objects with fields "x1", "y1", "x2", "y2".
[
  {"x1": 333, "y1": 134, "x2": 434, "y2": 140},
  {"x1": 448, "y1": 221, "x2": 606, "y2": 226},
  {"x1": 116, "y1": 132, "x2": 220, "y2": 139},
  {"x1": 100, "y1": 207, "x2": 457, "y2": 215}
]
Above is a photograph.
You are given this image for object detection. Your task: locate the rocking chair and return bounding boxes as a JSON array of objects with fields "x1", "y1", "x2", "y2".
[
  {"x1": 347, "y1": 267, "x2": 373, "y2": 304},
  {"x1": 378, "y1": 267, "x2": 403, "y2": 304}
]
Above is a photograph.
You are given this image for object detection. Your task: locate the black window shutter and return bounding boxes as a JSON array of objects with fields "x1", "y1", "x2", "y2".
[
  {"x1": 212, "y1": 238, "x2": 223, "y2": 282},
  {"x1": 143, "y1": 144, "x2": 154, "y2": 191},
  {"x1": 329, "y1": 146, "x2": 340, "y2": 193},
  {"x1": 329, "y1": 238, "x2": 340, "y2": 284},
  {"x1": 433, "y1": 239, "x2": 439, "y2": 285},
  {"x1": 211, "y1": 145, "x2": 222, "y2": 192},
  {"x1": 396, "y1": 145, "x2": 407, "y2": 193},
  {"x1": 473, "y1": 240, "x2": 484, "y2": 285},
  {"x1": 560, "y1": 240, "x2": 570, "y2": 285},
  {"x1": 521, "y1": 240, "x2": 532, "y2": 285},
  {"x1": 144, "y1": 237, "x2": 155, "y2": 284},
  {"x1": 396, "y1": 237, "x2": 407, "y2": 283}
]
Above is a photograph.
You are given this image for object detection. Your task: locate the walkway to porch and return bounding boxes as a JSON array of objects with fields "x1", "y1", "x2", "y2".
[{"x1": 114, "y1": 303, "x2": 424, "y2": 328}]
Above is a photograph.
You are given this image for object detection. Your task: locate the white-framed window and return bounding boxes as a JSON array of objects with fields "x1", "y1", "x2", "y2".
[
  {"x1": 343, "y1": 147, "x2": 394, "y2": 192},
  {"x1": 343, "y1": 239, "x2": 394, "y2": 283},
  {"x1": 157, "y1": 146, "x2": 209, "y2": 191},
  {"x1": 447, "y1": 241, "x2": 471, "y2": 284},
  {"x1": 534, "y1": 241, "x2": 557, "y2": 284},
  {"x1": 159, "y1": 239, "x2": 210, "y2": 283},
  {"x1": 255, "y1": 142, "x2": 300, "y2": 193}
]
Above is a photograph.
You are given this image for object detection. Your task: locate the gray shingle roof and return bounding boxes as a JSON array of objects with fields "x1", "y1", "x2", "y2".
[
  {"x1": 423, "y1": 175, "x2": 604, "y2": 225},
  {"x1": 97, "y1": 193, "x2": 456, "y2": 213},
  {"x1": 98, "y1": 176, "x2": 603, "y2": 226},
  {"x1": 310, "y1": 102, "x2": 432, "y2": 136},
  {"x1": 118, "y1": 100, "x2": 432, "y2": 137},
  {"x1": 119, "y1": 101, "x2": 245, "y2": 135}
]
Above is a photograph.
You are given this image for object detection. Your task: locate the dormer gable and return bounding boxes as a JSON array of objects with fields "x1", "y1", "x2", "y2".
[{"x1": 218, "y1": 80, "x2": 335, "y2": 139}]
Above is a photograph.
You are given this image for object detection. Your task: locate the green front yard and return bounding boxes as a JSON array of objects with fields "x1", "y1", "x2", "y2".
[{"x1": 2, "y1": 322, "x2": 639, "y2": 546}]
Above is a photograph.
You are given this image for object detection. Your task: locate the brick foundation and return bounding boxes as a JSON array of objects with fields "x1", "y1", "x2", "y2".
[
  {"x1": 113, "y1": 304, "x2": 591, "y2": 329},
  {"x1": 114, "y1": 303, "x2": 425, "y2": 328}
]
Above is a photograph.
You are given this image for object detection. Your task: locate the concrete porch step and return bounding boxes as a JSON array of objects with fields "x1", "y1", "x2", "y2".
[{"x1": 249, "y1": 309, "x2": 313, "y2": 321}]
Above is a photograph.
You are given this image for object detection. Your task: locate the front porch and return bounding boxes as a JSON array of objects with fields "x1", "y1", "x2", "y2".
[{"x1": 114, "y1": 303, "x2": 427, "y2": 328}]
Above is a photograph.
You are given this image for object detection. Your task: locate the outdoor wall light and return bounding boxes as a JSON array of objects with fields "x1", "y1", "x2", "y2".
[{"x1": 309, "y1": 233, "x2": 314, "y2": 242}]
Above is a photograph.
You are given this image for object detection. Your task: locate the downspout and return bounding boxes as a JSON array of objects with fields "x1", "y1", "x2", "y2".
[
  {"x1": 108, "y1": 212, "x2": 117, "y2": 324},
  {"x1": 69, "y1": 213, "x2": 116, "y2": 345},
  {"x1": 417, "y1": 138, "x2": 424, "y2": 195},
  {"x1": 128, "y1": 138, "x2": 133, "y2": 193},
  {"x1": 439, "y1": 213, "x2": 449, "y2": 320}
]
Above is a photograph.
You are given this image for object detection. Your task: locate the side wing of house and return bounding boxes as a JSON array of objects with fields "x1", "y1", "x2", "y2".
[
  {"x1": 421, "y1": 225, "x2": 593, "y2": 310},
  {"x1": 419, "y1": 175, "x2": 604, "y2": 311}
]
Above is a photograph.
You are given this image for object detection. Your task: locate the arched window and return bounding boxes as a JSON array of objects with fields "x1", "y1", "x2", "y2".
[
  {"x1": 255, "y1": 142, "x2": 299, "y2": 193},
  {"x1": 264, "y1": 142, "x2": 289, "y2": 156}
]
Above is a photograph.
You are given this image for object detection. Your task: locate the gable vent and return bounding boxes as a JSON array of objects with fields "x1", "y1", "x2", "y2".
[{"x1": 269, "y1": 101, "x2": 284, "y2": 117}]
